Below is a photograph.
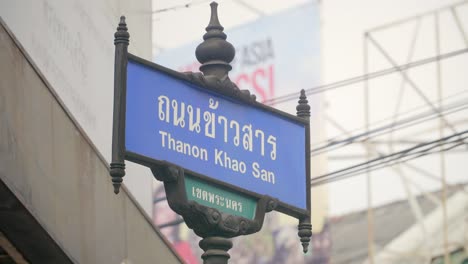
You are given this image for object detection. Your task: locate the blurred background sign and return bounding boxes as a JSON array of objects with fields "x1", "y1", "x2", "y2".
[{"x1": 154, "y1": 1, "x2": 320, "y2": 105}]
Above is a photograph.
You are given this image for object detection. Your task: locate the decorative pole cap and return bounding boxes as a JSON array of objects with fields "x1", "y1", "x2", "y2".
[
  {"x1": 114, "y1": 16, "x2": 130, "y2": 45},
  {"x1": 195, "y1": 2, "x2": 235, "y2": 79},
  {"x1": 296, "y1": 89, "x2": 311, "y2": 118},
  {"x1": 298, "y1": 221, "x2": 312, "y2": 253}
]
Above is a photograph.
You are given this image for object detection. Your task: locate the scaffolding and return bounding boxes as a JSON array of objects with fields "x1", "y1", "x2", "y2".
[{"x1": 359, "y1": 2, "x2": 468, "y2": 263}]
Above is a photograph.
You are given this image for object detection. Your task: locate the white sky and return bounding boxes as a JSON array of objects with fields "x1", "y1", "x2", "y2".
[{"x1": 151, "y1": 0, "x2": 468, "y2": 216}]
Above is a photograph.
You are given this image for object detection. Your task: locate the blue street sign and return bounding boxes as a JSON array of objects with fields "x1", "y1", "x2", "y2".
[{"x1": 125, "y1": 57, "x2": 307, "y2": 210}]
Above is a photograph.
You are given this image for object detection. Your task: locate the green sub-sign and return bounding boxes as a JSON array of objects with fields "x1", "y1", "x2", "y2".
[{"x1": 184, "y1": 176, "x2": 257, "y2": 220}]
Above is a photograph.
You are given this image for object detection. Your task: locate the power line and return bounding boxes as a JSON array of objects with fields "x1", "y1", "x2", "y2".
[
  {"x1": 317, "y1": 89, "x2": 468, "y2": 149},
  {"x1": 328, "y1": 147, "x2": 467, "y2": 160},
  {"x1": 158, "y1": 217, "x2": 185, "y2": 229},
  {"x1": 310, "y1": 129, "x2": 468, "y2": 187},
  {"x1": 264, "y1": 48, "x2": 468, "y2": 105},
  {"x1": 233, "y1": 0, "x2": 265, "y2": 16},
  {"x1": 313, "y1": 130, "x2": 467, "y2": 184},
  {"x1": 311, "y1": 138, "x2": 467, "y2": 188},
  {"x1": 311, "y1": 98, "x2": 468, "y2": 156},
  {"x1": 153, "y1": 0, "x2": 213, "y2": 14},
  {"x1": 313, "y1": 141, "x2": 466, "y2": 187}
]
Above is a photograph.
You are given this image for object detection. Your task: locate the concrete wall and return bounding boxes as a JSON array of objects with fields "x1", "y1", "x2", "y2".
[
  {"x1": 0, "y1": 22, "x2": 182, "y2": 264},
  {"x1": 0, "y1": 0, "x2": 155, "y2": 214}
]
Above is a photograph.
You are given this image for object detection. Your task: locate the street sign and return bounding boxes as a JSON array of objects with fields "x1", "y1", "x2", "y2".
[
  {"x1": 185, "y1": 175, "x2": 257, "y2": 219},
  {"x1": 125, "y1": 56, "x2": 308, "y2": 210},
  {"x1": 111, "y1": 6, "x2": 313, "y2": 259}
]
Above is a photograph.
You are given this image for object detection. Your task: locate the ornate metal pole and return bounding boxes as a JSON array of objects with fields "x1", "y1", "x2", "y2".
[
  {"x1": 152, "y1": 163, "x2": 277, "y2": 264},
  {"x1": 145, "y1": 5, "x2": 278, "y2": 262},
  {"x1": 110, "y1": 16, "x2": 129, "y2": 194},
  {"x1": 199, "y1": 237, "x2": 232, "y2": 264},
  {"x1": 296, "y1": 89, "x2": 312, "y2": 253},
  {"x1": 195, "y1": 4, "x2": 236, "y2": 263}
]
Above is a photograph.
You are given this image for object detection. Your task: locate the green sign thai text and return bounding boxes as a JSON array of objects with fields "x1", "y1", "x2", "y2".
[{"x1": 184, "y1": 175, "x2": 257, "y2": 219}]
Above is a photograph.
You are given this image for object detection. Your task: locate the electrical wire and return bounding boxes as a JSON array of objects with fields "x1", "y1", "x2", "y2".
[
  {"x1": 313, "y1": 140, "x2": 466, "y2": 187},
  {"x1": 153, "y1": 0, "x2": 214, "y2": 14},
  {"x1": 312, "y1": 141, "x2": 466, "y2": 187},
  {"x1": 264, "y1": 48, "x2": 468, "y2": 105},
  {"x1": 311, "y1": 138, "x2": 467, "y2": 187},
  {"x1": 158, "y1": 218, "x2": 186, "y2": 229},
  {"x1": 310, "y1": 129, "x2": 468, "y2": 187},
  {"x1": 316, "y1": 90, "x2": 468, "y2": 149},
  {"x1": 311, "y1": 98, "x2": 468, "y2": 156}
]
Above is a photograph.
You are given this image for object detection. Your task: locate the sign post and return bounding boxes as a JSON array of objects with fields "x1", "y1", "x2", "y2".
[{"x1": 110, "y1": 2, "x2": 312, "y2": 263}]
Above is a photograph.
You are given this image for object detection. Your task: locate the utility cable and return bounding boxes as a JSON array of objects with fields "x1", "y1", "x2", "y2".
[
  {"x1": 310, "y1": 129, "x2": 468, "y2": 187},
  {"x1": 264, "y1": 48, "x2": 468, "y2": 105},
  {"x1": 153, "y1": 0, "x2": 214, "y2": 14},
  {"x1": 317, "y1": 90, "x2": 468, "y2": 149},
  {"x1": 313, "y1": 141, "x2": 466, "y2": 187},
  {"x1": 311, "y1": 98, "x2": 468, "y2": 156}
]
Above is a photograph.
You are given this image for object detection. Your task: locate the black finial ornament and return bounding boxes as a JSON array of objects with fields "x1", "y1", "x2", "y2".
[
  {"x1": 296, "y1": 89, "x2": 311, "y2": 118},
  {"x1": 114, "y1": 16, "x2": 129, "y2": 45},
  {"x1": 110, "y1": 163, "x2": 125, "y2": 194},
  {"x1": 298, "y1": 221, "x2": 312, "y2": 253},
  {"x1": 196, "y1": 2, "x2": 235, "y2": 80}
]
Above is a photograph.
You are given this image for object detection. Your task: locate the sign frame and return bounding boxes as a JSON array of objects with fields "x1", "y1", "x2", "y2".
[
  {"x1": 122, "y1": 53, "x2": 311, "y2": 219},
  {"x1": 110, "y1": 7, "x2": 312, "y2": 253}
]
